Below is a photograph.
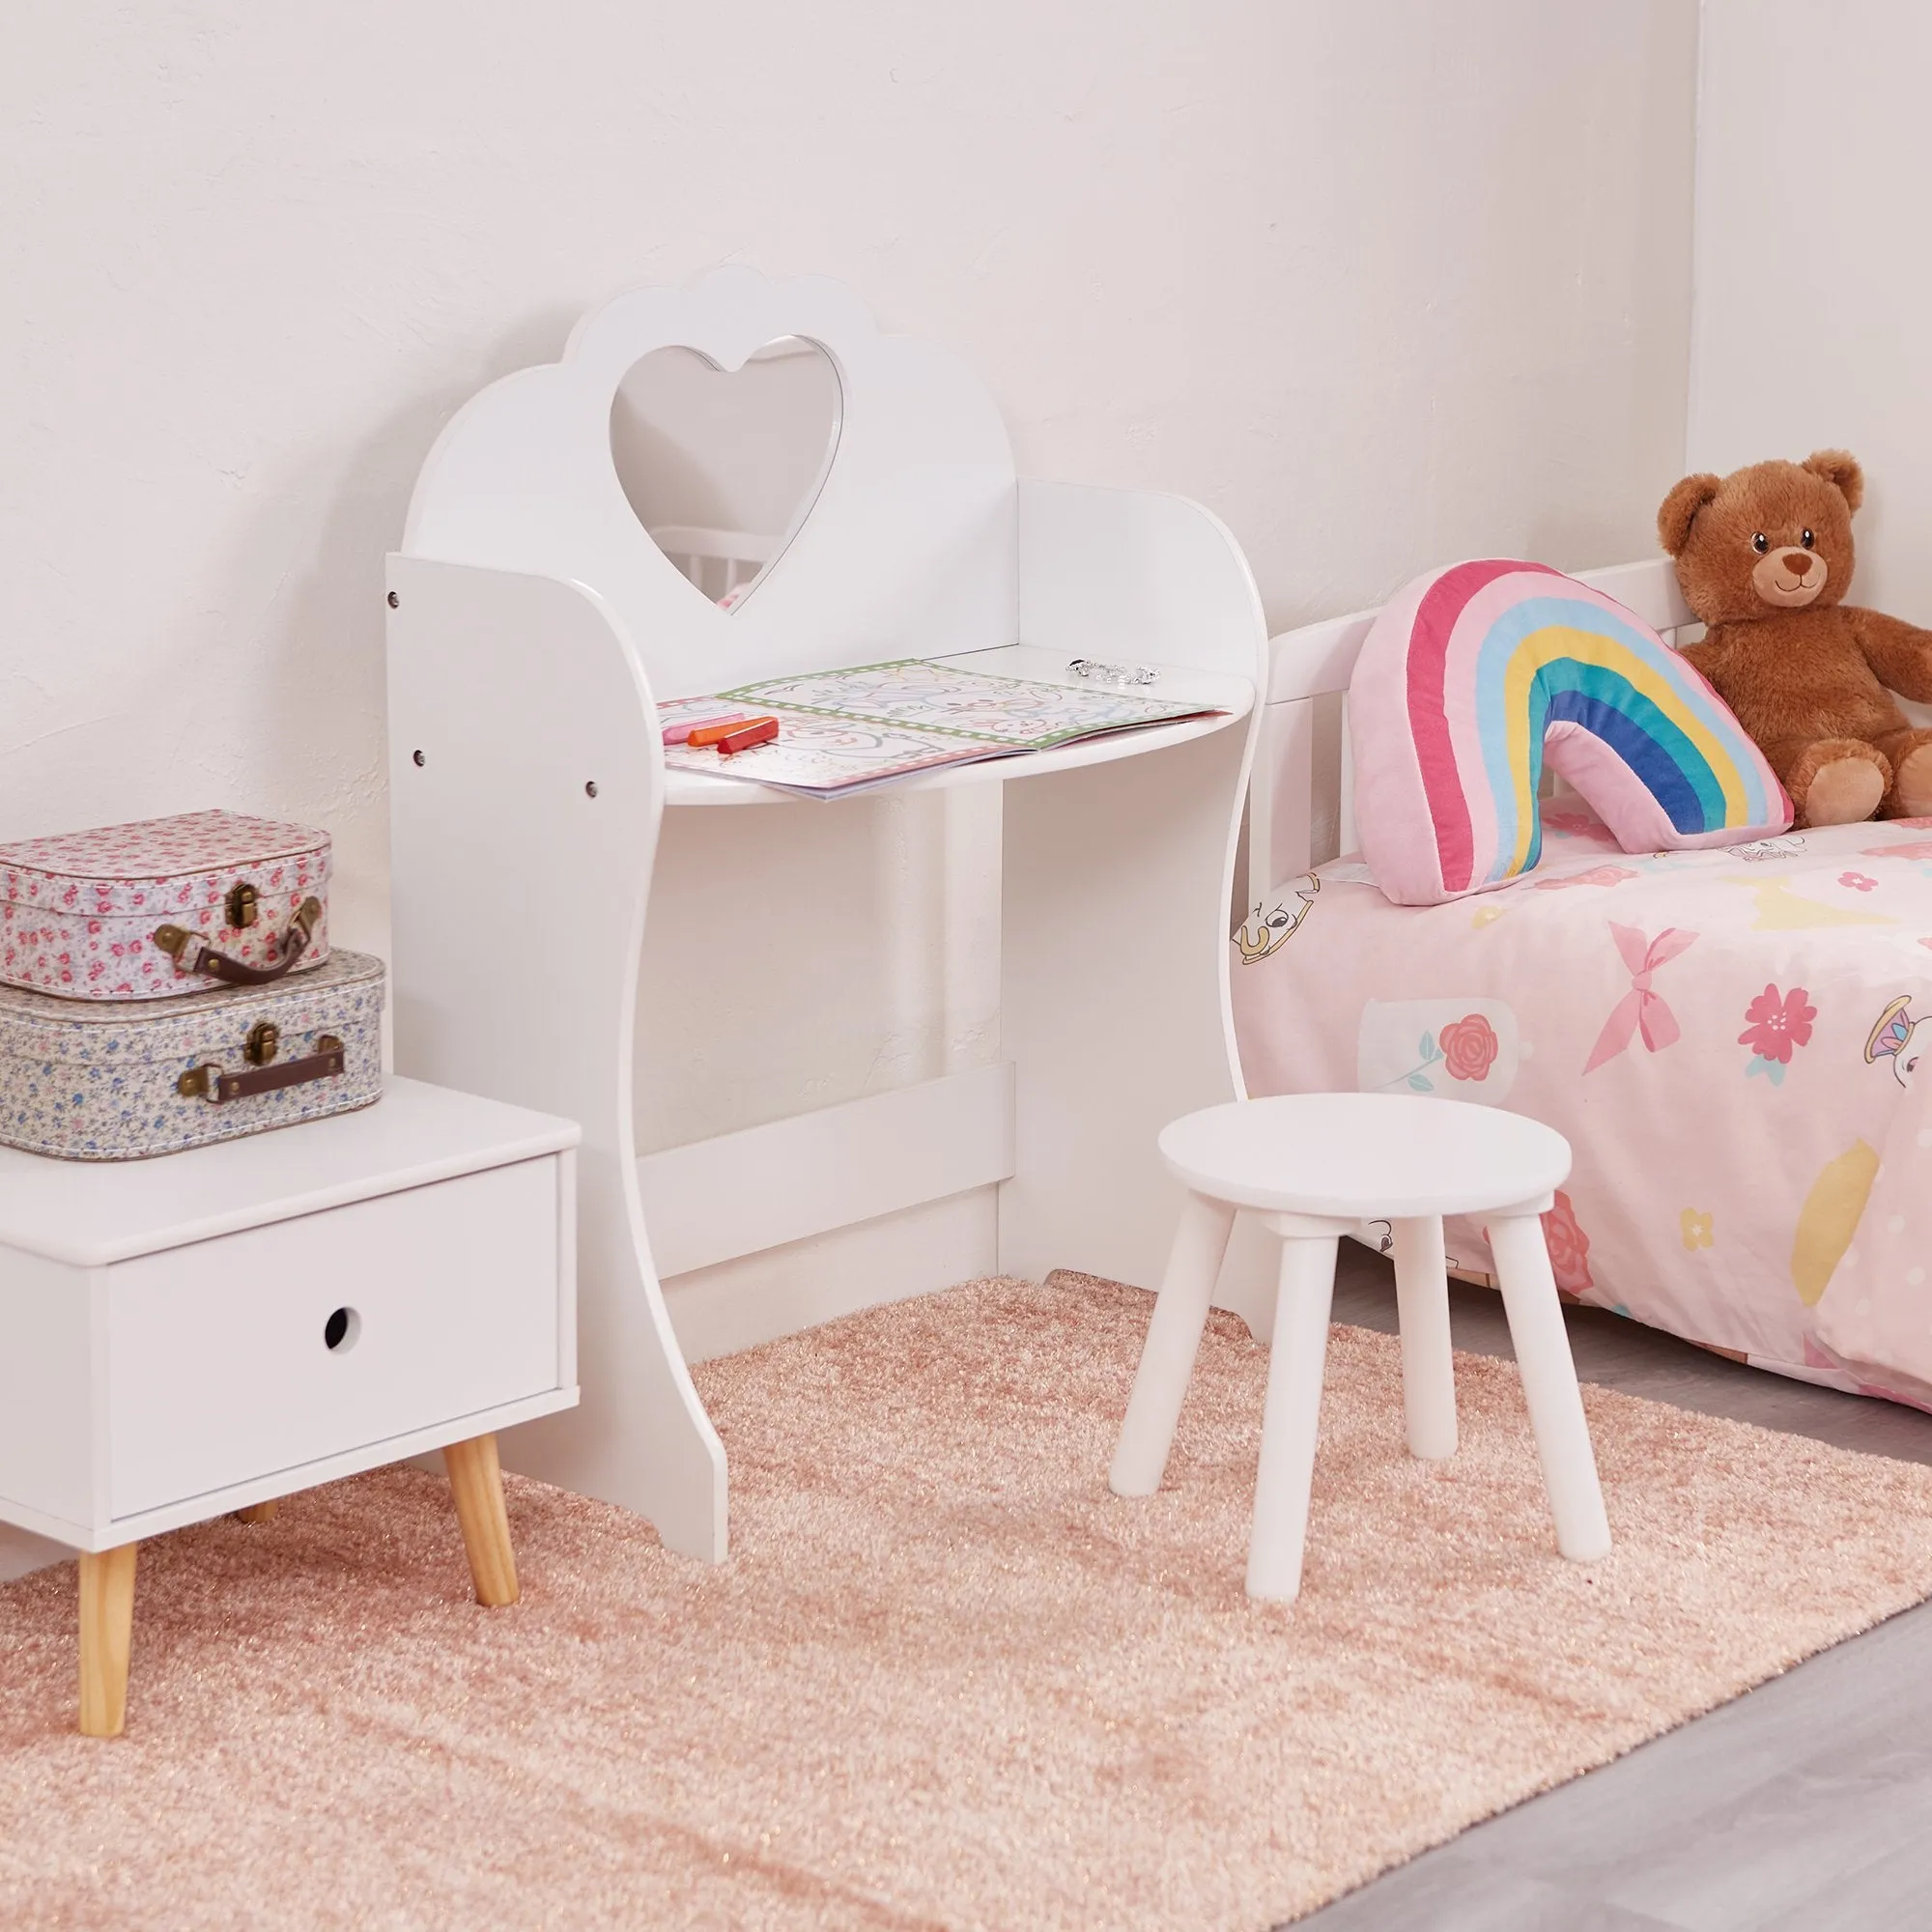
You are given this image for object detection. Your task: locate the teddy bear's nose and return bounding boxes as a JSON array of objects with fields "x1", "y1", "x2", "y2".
[{"x1": 1779, "y1": 548, "x2": 1814, "y2": 579}]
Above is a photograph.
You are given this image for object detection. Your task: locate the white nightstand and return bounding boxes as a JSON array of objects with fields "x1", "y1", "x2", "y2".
[{"x1": 0, "y1": 1076, "x2": 580, "y2": 1735}]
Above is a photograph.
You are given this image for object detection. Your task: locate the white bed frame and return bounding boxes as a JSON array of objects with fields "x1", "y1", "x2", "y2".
[
  {"x1": 1245, "y1": 556, "x2": 1697, "y2": 897},
  {"x1": 385, "y1": 268, "x2": 1267, "y2": 1564},
  {"x1": 645, "y1": 525, "x2": 779, "y2": 605}
]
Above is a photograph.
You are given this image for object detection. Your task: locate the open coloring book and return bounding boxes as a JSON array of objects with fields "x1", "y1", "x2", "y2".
[{"x1": 660, "y1": 659, "x2": 1222, "y2": 797}]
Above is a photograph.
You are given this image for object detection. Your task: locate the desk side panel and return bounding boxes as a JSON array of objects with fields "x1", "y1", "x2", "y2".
[
  {"x1": 1016, "y1": 479, "x2": 1268, "y2": 683},
  {"x1": 385, "y1": 555, "x2": 727, "y2": 1562},
  {"x1": 999, "y1": 725, "x2": 1263, "y2": 1322}
]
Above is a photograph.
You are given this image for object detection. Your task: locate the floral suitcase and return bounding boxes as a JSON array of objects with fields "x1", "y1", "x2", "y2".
[
  {"x1": 0, "y1": 810, "x2": 330, "y2": 1001},
  {"x1": 0, "y1": 949, "x2": 384, "y2": 1160}
]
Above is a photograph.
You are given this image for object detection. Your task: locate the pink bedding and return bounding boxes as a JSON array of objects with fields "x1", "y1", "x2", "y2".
[{"x1": 1231, "y1": 810, "x2": 1932, "y2": 1406}]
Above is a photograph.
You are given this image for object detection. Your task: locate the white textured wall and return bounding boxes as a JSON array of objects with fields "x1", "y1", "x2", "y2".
[
  {"x1": 0, "y1": 5, "x2": 1699, "y2": 1458},
  {"x1": 4, "y1": 2, "x2": 1696, "y2": 912},
  {"x1": 1690, "y1": 0, "x2": 1932, "y2": 626}
]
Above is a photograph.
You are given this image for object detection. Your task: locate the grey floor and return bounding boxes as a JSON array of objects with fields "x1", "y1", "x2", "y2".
[{"x1": 1292, "y1": 1243, "x2": 1932, "y2": 1932}]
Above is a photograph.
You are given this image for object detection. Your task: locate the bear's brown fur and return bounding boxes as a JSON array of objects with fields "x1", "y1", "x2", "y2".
[{"x1": 1657, "y1": 450, "x2": 1932, "y2": 827}]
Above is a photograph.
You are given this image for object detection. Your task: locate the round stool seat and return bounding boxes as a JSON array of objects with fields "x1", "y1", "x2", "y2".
[{"x1": 1158, "y1": 1093, "x2": 1571, "y2": 1222}]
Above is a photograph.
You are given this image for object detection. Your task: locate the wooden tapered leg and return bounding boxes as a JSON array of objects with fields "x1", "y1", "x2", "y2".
[
  {"x1": 78, "y1": 1543, "x2": 138, "y2": 1739},
  {"x1": 232, "y1": 1500, "x2": 279, "y2": 1524},
  {"x1": 443, "y1": 1434, "x2": 519, "y2": 1606}
]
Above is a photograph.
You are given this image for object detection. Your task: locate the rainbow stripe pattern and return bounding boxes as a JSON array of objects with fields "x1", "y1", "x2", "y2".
[{"x1": 1350, "y1": 560, "x2": 1790, "y2": 905}]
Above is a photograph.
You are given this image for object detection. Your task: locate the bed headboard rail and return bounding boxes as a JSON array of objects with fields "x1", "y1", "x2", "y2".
[{"x1": 1247, "y1": 555, "x2": 1695, "y2": 902}]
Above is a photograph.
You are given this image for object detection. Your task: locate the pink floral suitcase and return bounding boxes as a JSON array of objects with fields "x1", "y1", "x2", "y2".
[{"x1": 0, "y1": 810, "x2": 330, "y2": 1001}]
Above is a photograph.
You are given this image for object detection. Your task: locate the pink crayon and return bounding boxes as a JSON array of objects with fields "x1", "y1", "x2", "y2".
[{"x1": 662, "y1": 710, "x2": 753, "y2": 747}]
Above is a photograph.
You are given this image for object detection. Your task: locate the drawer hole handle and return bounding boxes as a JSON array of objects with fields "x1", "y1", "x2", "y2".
[{"x1": 324, "y1": 1306, "x2": 361, "y2": 1354}]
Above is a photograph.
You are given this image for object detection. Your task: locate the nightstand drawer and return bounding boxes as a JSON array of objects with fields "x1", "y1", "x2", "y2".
[{"x1": 108, "y1": 1156, "x2": 561, "y2": 1518}]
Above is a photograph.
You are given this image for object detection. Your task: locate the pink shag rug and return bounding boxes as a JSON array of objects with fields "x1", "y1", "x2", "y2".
[{"x1": 4, "y1": 1272, "x2": 1932, "y2": 1929}]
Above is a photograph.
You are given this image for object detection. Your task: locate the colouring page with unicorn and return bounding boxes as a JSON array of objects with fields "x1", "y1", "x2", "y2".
[{"x1": 713, "y1": 659, "x2": 1221, "y2": 750}]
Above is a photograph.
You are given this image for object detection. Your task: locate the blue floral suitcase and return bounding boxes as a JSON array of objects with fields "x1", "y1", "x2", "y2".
[{"x1": 0, "y1": 950, "x2": 384, "y2": 1160}]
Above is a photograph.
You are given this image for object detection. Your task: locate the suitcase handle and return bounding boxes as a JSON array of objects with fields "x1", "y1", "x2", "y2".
[
  {"x1": 178, "y1": 1035, "x2": 345, "y2": 1104},
  {"x1": 152, "y1": 896, "x2": 323, "y2": 986}
]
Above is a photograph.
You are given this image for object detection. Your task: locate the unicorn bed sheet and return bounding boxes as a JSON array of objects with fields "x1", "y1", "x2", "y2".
[{"x1": 1231, "y1": 810, "x2": 1932, "y2": 1406}]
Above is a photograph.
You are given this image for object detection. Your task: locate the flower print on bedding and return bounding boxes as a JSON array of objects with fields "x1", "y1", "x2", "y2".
[
  {"x1": 1680, "y1": 1208, "x2": 1715, "y2": 1251},
  {"x1": 1438, "y1": 1013, "x2": 1501, "y2": 1081},
  {"x1": 1739, "y1": 983, "x2": 1817, "y2": 1086},
  {"x1": 1539, "y1": 1190, "x2": 1594, "y2": 1294},
  {"x1": 1356, "y1": 998, "x2": 1520, "y2": 1104}
]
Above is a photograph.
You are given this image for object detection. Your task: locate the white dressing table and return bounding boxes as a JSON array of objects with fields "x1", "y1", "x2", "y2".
[{"x1": 384, "y1": 268, "x2": 1267, "y2": 1561}]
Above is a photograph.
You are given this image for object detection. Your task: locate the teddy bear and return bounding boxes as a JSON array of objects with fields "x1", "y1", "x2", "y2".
[{"x1": 1657, "y1": 450, "x2": 1932, "y2": 827}]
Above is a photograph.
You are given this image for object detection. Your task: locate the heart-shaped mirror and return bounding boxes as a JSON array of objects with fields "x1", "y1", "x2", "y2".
[{"x1": 610, "y1": 336, "x2": 841, "y2": 613}]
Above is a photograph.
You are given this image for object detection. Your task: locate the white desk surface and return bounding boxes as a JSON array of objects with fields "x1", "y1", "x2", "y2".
[
  {"x1": 0, "y1": 1077, "x2": 580, "y2": 1268},
  {"x1": 661, "y1": 644, "x2": 1256, "y2": 808}
]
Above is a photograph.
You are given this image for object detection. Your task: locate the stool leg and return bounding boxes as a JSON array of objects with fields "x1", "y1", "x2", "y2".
[
  {"x1": 1392, "y1": 1215, "x2": 1458, "y2": 1460},
  {"x1": 1247, "y1": 1234, "x2": 1338, "y2": 1603},
  {"x1": 1489, "y1": 1211, "x2": 1612, "y2": 1562},
  {"x1": 444, "y1": 1434, "x2": 520, "y2": 1606},
  {"x1": 1110, "y1": 1193, "x2": 1237, "y2": 1497},
  {"x1": 78, "y1": 1543, "x2": 138, "y2": 1739}
]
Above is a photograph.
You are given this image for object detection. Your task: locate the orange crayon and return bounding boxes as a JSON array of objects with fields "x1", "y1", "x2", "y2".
[{"x1": 684, "y1": 715, "x2": 758, "y2": 749}]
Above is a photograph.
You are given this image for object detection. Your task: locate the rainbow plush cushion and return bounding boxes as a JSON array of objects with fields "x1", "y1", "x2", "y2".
[{"x1": 1350, "y1": 560, "x2": 1790, "y2": 905}]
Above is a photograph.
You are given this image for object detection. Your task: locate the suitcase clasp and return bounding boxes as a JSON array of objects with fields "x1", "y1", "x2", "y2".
[
  {"x1": 245, "y1": 1021, "x2": 279, "y2": 1066},
  {"x1": 151, "y1": 896, "x2": 319, "y2": 985},
  {"x1": 152, "y1": 924, "x2": 201, "y2": 968},
  {"x1": 225, "y1": 881, "x2": 261, "y2": 929}
]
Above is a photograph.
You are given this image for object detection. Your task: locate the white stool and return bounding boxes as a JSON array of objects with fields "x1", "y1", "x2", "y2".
[{"x1": 1110, "y1": 1093, "x2": 1610, "y2": 1602}]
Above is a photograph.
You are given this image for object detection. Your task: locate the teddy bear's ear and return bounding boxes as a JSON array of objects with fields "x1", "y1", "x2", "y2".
[
  {"x1": 1657, "y1": 473, "x2": 1720, "y2": 555},
  {"x1": 1802, "y1": 448, "x2": 1863, "y2": 514}
]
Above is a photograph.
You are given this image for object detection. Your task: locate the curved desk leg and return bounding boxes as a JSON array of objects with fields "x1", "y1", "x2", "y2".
[
  {"x1": 507, "y1": 1131, "x2": 727, "y2": 1561},
  {"x1": 386, "y1": 557, "x2": 727, "y2": 1562},
  {"x1": 998, "y1": 721, "x2": 1259, "y2": 1316}
]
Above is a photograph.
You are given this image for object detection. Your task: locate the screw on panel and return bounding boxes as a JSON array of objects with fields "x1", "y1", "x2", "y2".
[
  {"x1": 584, "y1": 781, "x2": 599, "y2": 798},
  {"x1": 386, "y1": 591, "x2": 399, "y2": 608},
  {"x1": 412, "y1": 750, "x2": 425, "y2": 767}
]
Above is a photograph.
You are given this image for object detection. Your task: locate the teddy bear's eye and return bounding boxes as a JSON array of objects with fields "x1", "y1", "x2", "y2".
[
  {"x1": 1801, "y1": 529, "x2": 1815, "y2": 549},
  {"x1": 1751, "y1": 532, "x2": 1770, "y2": 554}
]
